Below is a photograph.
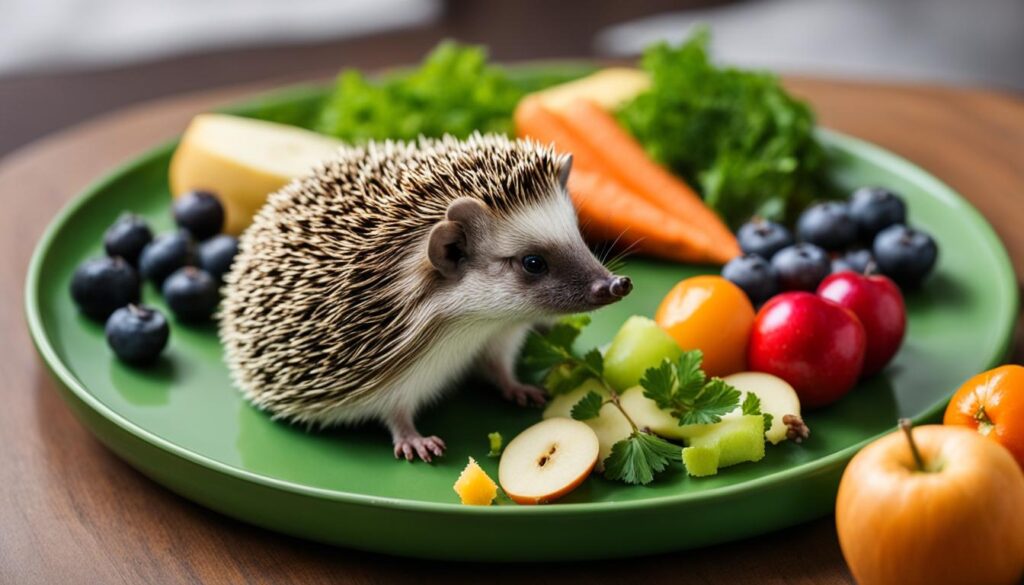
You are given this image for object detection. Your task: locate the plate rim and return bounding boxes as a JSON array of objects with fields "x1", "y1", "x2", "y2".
[{"x1": 24, "y1": 83, "x2": 1020, "y2": 517}]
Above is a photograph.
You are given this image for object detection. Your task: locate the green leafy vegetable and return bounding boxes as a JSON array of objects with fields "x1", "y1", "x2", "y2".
[
  {"x1": 741, "y1": 392, "x2": 774, "y2": 434},
  {"x1": 521, "y1": 315, "x2": 605, "y2": 396},
  {"x1": 570, "y1": 391, "x2": 605, "y2": 421},
  {"x1": 603, "y1": 431, "x2": 679, "y2": 485},
  {"x1": 618, "y1": 28, "x2": 833, "y2": 226},
  {"x1": 316, "y1": 41, "x2": 526, "y2": 142},
  {"x1": 640, "y1": 351, "x2": 742, "y2": 425},
  {"x1": 487, "y1": 432, "x2": 504, "y2": 457}
]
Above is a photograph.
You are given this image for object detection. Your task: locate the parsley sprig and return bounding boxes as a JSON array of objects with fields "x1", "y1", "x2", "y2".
[
  {"x1": 523, "y1": 317, "x2": 750, "y2": 486},
  {"x1": 639, "y1": 350, "x2": 741, "y2": 426}
]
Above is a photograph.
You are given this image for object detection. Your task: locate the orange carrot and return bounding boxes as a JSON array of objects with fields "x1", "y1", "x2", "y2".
[
  {"x1": 513, "y1": 97, "x2": 603, "y2": 173},
  {"x1": 557, "y1": 99, "x2": 738, "y2": 261},
  {"x1": 568, "y1": 169, "x2": 721, "y2": 264},
  {"x1": 515, "y1": 96, "x2": 739, "y2": 264}
]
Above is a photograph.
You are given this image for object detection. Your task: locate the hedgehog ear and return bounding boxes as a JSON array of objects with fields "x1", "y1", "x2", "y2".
[
  {"x1": 557, "y1": 154, "x2": 573, "y2": 189},
  {"x1": 428, "y1": 197, "x2": 491, "y2": 279},
  {"x1": 428, "y1": 221, "x2": 466, "y2": 279}
]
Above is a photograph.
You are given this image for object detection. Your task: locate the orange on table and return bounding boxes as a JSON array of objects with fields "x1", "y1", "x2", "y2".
[
  {"x1": 655, "y1": 275, "x2": 755, "y2": 378},
  {"x1": 944, "y1": 364, "x2": 1024, "y2": 469}
]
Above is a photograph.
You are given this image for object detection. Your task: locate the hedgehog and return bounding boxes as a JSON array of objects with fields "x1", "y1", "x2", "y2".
[{"x1": 219, "y1": 133, "x2": 632, "y2": 462}]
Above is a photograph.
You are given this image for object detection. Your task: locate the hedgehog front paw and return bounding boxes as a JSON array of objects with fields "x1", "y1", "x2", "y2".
[
  {"x1": 500, "y1": 383, "x2": 547, "y2": 407},
  {"x1": 393, "y1": 435, "x2": 446, "y2": 463}
]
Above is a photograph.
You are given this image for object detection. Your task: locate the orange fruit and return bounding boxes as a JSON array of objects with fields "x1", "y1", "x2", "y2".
[{"x1": 655, "y1": 275, "x2": 755, "y2": 377}]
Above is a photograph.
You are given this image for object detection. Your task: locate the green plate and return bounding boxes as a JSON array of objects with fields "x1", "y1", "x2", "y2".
[{"x1": 26, "y1": 66, "x2": 1018, "y2": 561}]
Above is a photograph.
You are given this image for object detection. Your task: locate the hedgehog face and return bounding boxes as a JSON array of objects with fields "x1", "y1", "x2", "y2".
[{"x1": 428, "y1": 190, "x2": 632, "y2": 320}]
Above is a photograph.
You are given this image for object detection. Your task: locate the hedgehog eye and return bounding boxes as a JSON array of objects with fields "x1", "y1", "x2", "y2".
[{"x1": 521, "y1": 255, "x2": 548, "y2": 275}]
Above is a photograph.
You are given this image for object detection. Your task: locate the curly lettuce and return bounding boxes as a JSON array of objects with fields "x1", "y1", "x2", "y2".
[
  {"x1": 619, "y1": 30, "x2": 832, "y2": 226},
  {"x1": 316, "y1": 41, "x2": 527, "y2": 142}
]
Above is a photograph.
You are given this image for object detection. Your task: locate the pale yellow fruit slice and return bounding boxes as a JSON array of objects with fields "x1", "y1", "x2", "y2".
[
  {"x1": 499, "y1": 418, "x2": 599, "y2": 505},
  {"x1": 169, "y1": 113, "x2": 343, "y2": 235},
  {"x1": 529, "y1": 68, "x2": 651, "y2": 113},
  {"x1": 542, "y1": 380, "x2": 631, "y2": 470},
  {"x1": 722, "y1": 372, "x2": 801, "y2": 444}
]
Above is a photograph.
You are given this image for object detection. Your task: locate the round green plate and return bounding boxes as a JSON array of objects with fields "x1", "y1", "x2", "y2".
[{"x1": 26, "y1": 67, "x2": 1018, "y2": 561}]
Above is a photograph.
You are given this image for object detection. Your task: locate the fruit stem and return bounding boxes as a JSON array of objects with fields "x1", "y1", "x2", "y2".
[
  {"x1": 899, "y1": 418, "x2": 926, "y2": 472},
  {"x1": 974, "y1": 406, "x2": 995, "y2": 436}
]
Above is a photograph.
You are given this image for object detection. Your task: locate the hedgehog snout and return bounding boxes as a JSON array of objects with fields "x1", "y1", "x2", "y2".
[{"x1": 588, "y1": 276, "x2": 633, "y2": 306}]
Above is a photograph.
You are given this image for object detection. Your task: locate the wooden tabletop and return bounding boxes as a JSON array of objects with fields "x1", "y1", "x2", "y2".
[{"x1": 1, "y1": 74, "x2": 1022, "y2": 584}]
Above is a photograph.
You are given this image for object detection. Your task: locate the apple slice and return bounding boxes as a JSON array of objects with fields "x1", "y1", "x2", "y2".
[
  {"x1": 721, "y1": 372, "x2": 801, "y2": 444},
  {"x1": 499, "y1": 418, "x2": 599, "y2": 505},
  {"x1": 603, "y1": 316, "x2": 682, "y2": 391},
  {"x1": 618, "y1": 386, "x2": 705, "y2": 440},
  {"x1": 542, "y1": 380, "x2": 631, "y2": 469}
]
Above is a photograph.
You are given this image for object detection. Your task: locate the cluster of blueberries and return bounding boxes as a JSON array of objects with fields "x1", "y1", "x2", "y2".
[
  {"x1": 69, "y1": 191, "x2": 238, "y2": 365},
  {"x1": 722, "y1": 187, "x2": 938, "y2": 305}
]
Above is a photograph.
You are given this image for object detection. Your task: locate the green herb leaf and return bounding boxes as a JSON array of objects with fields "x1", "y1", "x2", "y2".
[
  {"x1": 639, "y1": 358, "x2": 676, "y2": 408},
  {"x1": 741, "y1": 392, "x2": 762, "y2": 416},
  {"x1": 582, "y1": 348, "x2": 604, "y2": 377},
  {"x1": 640, "y1": 351, "x2": 741, "y2": 426},
  {"x1": 740, "y1": 392, "x2": 773, "y2": 434},
  {"x1": 571, "y1": 391, "x2": 606, "y2": 421},
  {"x1": 604, "y1": 432, "x2": 679, "y2": 485},
  {"x1": 680, "y1": 378, "x2": 741, "y2": 425},
  {"x1": 675, "y1": 350, "x2": 706, "y2": 398}
]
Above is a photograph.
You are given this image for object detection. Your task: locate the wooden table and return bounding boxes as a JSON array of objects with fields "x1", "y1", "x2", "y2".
[{"x1": 1, "y1": 75, "x2": 1021, "y2": 584}]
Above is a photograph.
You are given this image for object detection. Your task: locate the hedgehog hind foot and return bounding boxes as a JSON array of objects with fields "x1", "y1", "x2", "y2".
[
  {"x1": 500, "y1": 382, "x2": 547, "y2": 408},
  {"x1": 393, "y1": 435, "x2": 446, "y2": 462}
]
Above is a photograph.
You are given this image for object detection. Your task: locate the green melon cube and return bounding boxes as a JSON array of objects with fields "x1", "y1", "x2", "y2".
[
  {"x1": 681, "y1": 445, "x2": 720, "y2": 477},
  {"x1": 683, "y1": 415, "x2": 766, "y2": 476}
]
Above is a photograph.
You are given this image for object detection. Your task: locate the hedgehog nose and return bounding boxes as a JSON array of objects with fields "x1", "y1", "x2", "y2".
[{"x1": 589, "y1": 276, "x2": 632, "y2": 305}]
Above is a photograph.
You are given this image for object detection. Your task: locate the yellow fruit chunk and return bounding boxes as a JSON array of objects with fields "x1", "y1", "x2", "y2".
[
  {"x1": 453, "y1": 457, "x2": 498, "y2": 506},
  {"x1": 529, "y1": 68, "x2": 650, "y2": 113},
  {"x1": 169, "y1": 114, "x2": 343, "y2": 235}
]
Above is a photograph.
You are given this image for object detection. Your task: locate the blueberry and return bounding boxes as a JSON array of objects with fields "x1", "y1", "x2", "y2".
[
  {"x1": 103, "y1": 213, "x2": 153, "y2": 266},
  {"x1": 850, "y1": 187, "x2": 906, "y2": 240},
  {"x1": 771, "y1": 243, "x2": 831, "y2": 291},
  {"x1": 199, "y1": 234, "x2": 239, "y2": 281},
  {"x1": 173, "y1": 190, "x2": 225, "y2": 240},
  {"x1": 70, "y1": 257, "x2": 140, "y2": 321},
  {"x1": 162, "y1": 267, "x2": 219, "y2": 322},
  {"x1": 797, "y1": 202, "x2": 858, "y2": 251},
  {"x1": 139, "y1": 231, "x2": 195, "y2": 286},
  {"x1": 737, "y1": 218, "x2": 794, "y2": 260},
  {"x1": 105, "y1": 305, "x2": 169, "y2": 365},
  {"x1": 873, "y1": 224, "x2": 938, "y2": 288},
  {"x1": 722, "y1": 254, "x2": 779, "y2": 305},
  {"x1": 831, "y1": 248, "x2": 875, "y2": 274}
]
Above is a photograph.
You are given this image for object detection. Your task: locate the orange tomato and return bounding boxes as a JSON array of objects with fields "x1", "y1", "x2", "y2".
[
  {"x1": 837, "y1": 423, "x2": 1024, "y2": 585},
  {"x1": 944, "y1": 364, "x2": 1024, "y2": 469},
  {"x1": 655, "y1": 275, "x2": 755, "y2": 377}
]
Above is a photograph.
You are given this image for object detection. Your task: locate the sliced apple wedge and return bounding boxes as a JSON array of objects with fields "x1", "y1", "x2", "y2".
[
  {"x1": 542, "y1": 380, "x2": 631, "y2": 470},
  {"x1": 722, "y1": 372, "x2": 801, "y2": 444},
  {"x1": 618, "y1": 386, "x2": 705, "y2": 440},
  {"x1": 499, "y1": 418, "x2": 599, "y2": 505}
]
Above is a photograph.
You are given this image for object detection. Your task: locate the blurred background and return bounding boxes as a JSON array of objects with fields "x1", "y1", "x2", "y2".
[{"x1": 2, "y1": 0, "x2": 1021, "y2": 157}]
